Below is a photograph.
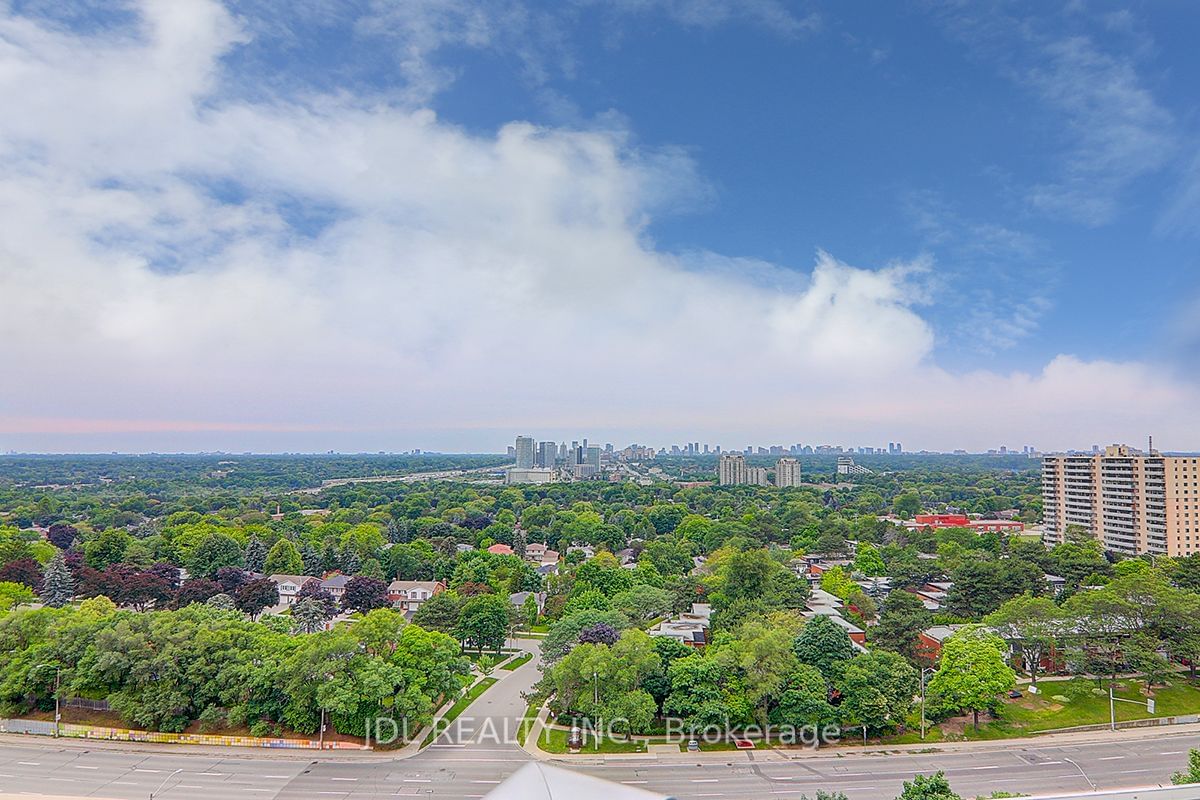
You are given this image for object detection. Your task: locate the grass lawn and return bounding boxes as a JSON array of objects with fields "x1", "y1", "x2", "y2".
[
  {"x1": 537, "y1": 726, "x2": 649, "y2": 754},
  {"x1": 501, "y1": 652, "x2": 533, "y2": 671},
  {"x1": 903, "y1": 677, "x2": 1200, "y2": 743},
  {"x1": 420, "y1": 677, "x2": 498, "y2": 747},
  {"x1": 517, "y1": 701, "x2": 540, "y2": 746}
]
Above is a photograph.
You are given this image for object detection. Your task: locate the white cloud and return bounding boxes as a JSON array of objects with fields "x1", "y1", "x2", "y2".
[{"x1": 0, "y1": 0, "x2": 1197, "y2": 453}]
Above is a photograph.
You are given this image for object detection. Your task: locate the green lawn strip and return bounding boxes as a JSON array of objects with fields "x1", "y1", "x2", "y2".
[
  {"x1": 517, "y1": 701, "x2": 540, "y2": 746},
  {"x1": 420, "y1": 677, "x2": 499, "y2": 747},
  {"x1": 879, "y1": 678, "x2": 1200, "y2": 744},
  {"x1": 501, "y1": 652, "x2": 533, "y2": 671},
  {"x1": 536, "y1": 725, "x2": 649, "y2": 754}
]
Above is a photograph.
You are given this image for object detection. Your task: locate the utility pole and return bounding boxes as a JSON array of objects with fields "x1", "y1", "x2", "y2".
[
  {"x1": 319, "y1": 707, "x2": 326, "y2": 750},
  {"x1": 592, "y1": 671, "x2": 599, "y2": 706},
  {"x1": 53, "y1": 667, "x2": 61, "y2": 739},
  {"x1": 920, "y1": 667, "x2": 935, "y2": 740}
]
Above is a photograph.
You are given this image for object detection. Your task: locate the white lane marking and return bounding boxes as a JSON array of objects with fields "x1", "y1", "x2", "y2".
[
  {"x1": 330, "y1": 777, "x2": 359, "y2": 781},
  {"x1": 135, "y1": 768, "x2": 164, "y2": 773},
  {"x1": 0, "y1": 773, "x2": 13, "y2": 778},
  {"x1": 622, "y1": 781, "x2": 648, "y2": 785},
  {"x1": 1161, "y1": 751, "x2": 1184, "y2": 755},
  {"x1": 1098, "y1": 756, "x2": 1124, "y2": 761},
  {"x1": 402, "y1": 779, "x2": 431, "y2": 783},
  {"x1": 471, "y1": 780, "x2": 501, "y2": 784},
  {"x1": 47, "y1": 778, "x2": 76, "y2": 782},
  {"x1": 111, "y1": 781, "x2": 139, "y2": 785},
  {"x1": 194, "y1": 772, "x2": 226, "y2": 776},
  {"x1": 241, "y1": 789, "x2": 273, "y2": 793},
  {"x1": 17, "y1": 762, "x2": 40, "y2": 766},
  {"x1": 179, "y1": 786, "x2": 204, "y2": 789},
  {"x1": 264, "y1": 775, "x2": 291, "y2": 779},
  {"x1": 692, "y1": 778, "x2": 719, "y2": 782},
  {"x1": 1120, "y1": 769, "x2": 1153, "y2": 774},
  {"x1": 74, "y1": 765, "x2": 99, "y2": 770}
]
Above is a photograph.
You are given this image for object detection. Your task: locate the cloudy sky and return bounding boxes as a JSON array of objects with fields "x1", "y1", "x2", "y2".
[{"x1": 1, "y1": 0, "x2": 1198, "y2": 453}]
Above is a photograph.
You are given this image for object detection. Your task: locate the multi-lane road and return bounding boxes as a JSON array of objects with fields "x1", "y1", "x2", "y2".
[{"x1": 0, "y1": 641, "x2": 1196, "y2": 800}]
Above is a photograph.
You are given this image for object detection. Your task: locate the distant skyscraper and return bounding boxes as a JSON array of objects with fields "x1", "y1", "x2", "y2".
[
  {"x1": 775, "y1": 457, "x2": 801, "y2": 487},
  {"x1": 514, "y1": 436, "x2": 535, "y2": 469},
  {"x1": 537, "y1": 441, "x2": 557, "y2": 468},
  {"x1": 719, "y1": 454, "x2": 746, "y2": 485}
]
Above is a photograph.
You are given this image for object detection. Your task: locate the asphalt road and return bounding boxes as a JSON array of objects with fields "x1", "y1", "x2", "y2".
[{"x1": 0, "y1": 640, "x2": 1195, "y2": 800}]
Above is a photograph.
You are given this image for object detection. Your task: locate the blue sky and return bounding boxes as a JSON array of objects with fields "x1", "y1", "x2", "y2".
[
  {"x1": 207, "y1": 0, "x2": 1200, "y2": 369},
  {"x1": 1, "y1": 0, "x2": 1198, "y2": 452}
]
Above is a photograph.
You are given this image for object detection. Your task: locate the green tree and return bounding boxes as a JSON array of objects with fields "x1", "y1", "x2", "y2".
[
  {"x1": 1172, "y1": 749, "x2": 1200, "y2": 785},
  {"x1": 927, "y1": 626, "x2": 1016, "y2": 729},
  {"x1": 83, "y1": 529, "x2": 132, "y2": 569},
  {"x1": 188, "y1": 532, "x2": 244, "y2": 579},
  {"x1": 793, "y1": 615, "x2": 854, "y2": 682},
  {"x1": 0, "y1": 581, "x2": 35, "y2": 611},
  {"x1": 609, "y1": 585, "x2": 673, "y2": 623},
  {"x1": 243, "y1": 536, "x2": 268, "y2": 573},
  {"x1": 520, "y1": 593, "x2": 539, "y2": 628},
  {"x1": 39, "y1": 550, "x2": 75, "y2": 608},
  {"x1": 774, "y1": 664, "x2": 838, "y2": 731},
  {"x1": 893, "y1": 492, "x2": 922, "y2": 519},
  {"x1": 872, "y1": 589, "x2": 930, "y2": 664},
  {"x1": 853, "y1": 543, "x2": 886, "y2": 577},
  {"x1": 835, "y1": 650, "x2": 917, "y2": 736},
  {"x1": 292, "y1": 597, "x2": 331, "y2": 634},
  {"x1": 412, "y1": 591, "x2": 463, "y2": 632},
  {"x1": 264, "y1": 539, "x2": 305, "y2": 575},
  {"x1": 984, "y1": 595, "x2": 1060, "y2": 687},
  {"x1": 896, "y1": 772, "x2": 962, "y2": 800},
  {"x1": 455, "y1": 594, "x2": 511, "y2": 653}
]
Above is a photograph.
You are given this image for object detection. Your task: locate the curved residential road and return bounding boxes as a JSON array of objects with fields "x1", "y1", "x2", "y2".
[{"x1": 0, "y1": 638, "x2": 1197, "y2": 800}]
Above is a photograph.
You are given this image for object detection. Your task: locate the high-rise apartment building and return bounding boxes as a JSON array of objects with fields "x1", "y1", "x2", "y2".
[
  {"x1": 747, "y1": 466, "x2": 770, "y2": 486},
  {"x1": 775, "y1": 457, "x2": 801, "y2": 487},
  {"x1": 514, "y1": 436, "x2": 536, "y2": 469},
  {"x1": 1042, "y1": 444, "x2": 1200, "y2": 556},
  {"x1": 719, "y1": 454, "x2": 746, "y2": 486}
]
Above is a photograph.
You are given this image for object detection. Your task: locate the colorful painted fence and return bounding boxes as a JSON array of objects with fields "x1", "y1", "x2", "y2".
[{"x1": 0, "y1": 718, "x2": 369, "y2": 750}]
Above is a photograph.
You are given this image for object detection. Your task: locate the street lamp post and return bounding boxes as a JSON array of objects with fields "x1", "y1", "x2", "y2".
[
  {"x1": 592, "y1": 671, "x2": 599, "y2": 706},
  {"x1": 149, "y1": 768, "x2": 182, "y2": 799},
  {"x1": 319, "y1": 707, "x2": 327, "y2": 750},
  {"x1": 1063, "y1": 757, "x2": 1096, "y2": 792}
]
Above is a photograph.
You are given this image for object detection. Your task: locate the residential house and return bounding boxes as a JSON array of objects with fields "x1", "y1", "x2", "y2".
[
  {"x1": 509, "y1": 591, "x2": 546, "y2": 615},
  {"x1": 487, "y1": 543, "x2": 515, "y2": 556},
  {"x1": 388, "y1": 580, "x2": 446, "y2": 614},
  {"x1": 907, "y1": 581, "x2": 952, "y2": 612},
  {"x1": 269, "y1": 574, "x2": 319, "y2": 606},
  {"x1": 917, "y1": 624, "x2": 968, "y2": 664},
  {"x1": 320, "y1": 573, "x2": 352, "y2": 600},
  {"x1": 647, "y1": 603, "x2": 711, "y2": 648}
]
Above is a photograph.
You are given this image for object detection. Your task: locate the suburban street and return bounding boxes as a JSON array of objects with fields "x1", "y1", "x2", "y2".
[{"x1": 1, "y1": 724, "x2": 1198, "y2": 799}]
